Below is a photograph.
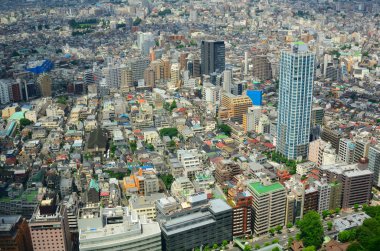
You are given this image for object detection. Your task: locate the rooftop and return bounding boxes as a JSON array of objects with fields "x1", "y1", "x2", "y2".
[{"x1": 248, "y1": 182, "x2": 284, "y2": 195}]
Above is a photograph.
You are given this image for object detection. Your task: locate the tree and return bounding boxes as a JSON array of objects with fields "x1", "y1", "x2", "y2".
[
  {"x1": 169, "y1": 100, "x2": 177, "y2": 111},
  {"x1": 272, "y1": 248, "x2": 280, "y2": 251},
  {"x1": 335, "y1": 208, "x2": 341, "y2": 214},
  {"x1": 160, "y1": 174, "x2": 174, "y2": 189},
  {"x1": 269, "y1": 228, "x2": 275, "y2": 236},
  {"x1": 254, "y1": 244, "x2": 261, "y2": 250},
  {"x1": 222, "y1": 240, "x2": 228, "y2": 248},
  {"x1": 129, "y1": 141, "x2": 137, "y2": 153},
  {"x1": 272, "y1": 239, "x2": 279, "y2": 244},
  {"x1": 264, "y1": 242, "x2": 270, "y2": 247},
  {"x1": 299, "y1": 211, "x2": 324, "y2": 249},
  {"x1": 213, "y1": 243, "x2": 218, "y2": 249},
  {"x1": 327, "y1": 221, "x2": 333, "y2": 231},
  {"x1": 288, "y1": 237, "x2": 294, "y2": 247},
  {"x1": 159, "y1": 128, "x2": 178, "y2": 138},
  {"x1": 218, "y1": 124, "x2": 232, "y2": 136},
  {"x1": 286, "y1": 223, "x2": 293, "y2": 228},
  {"x1": 338, "y1": 229, "x2": 356, "y2": 243},
  {"x1": 133, "y1": 17, "x2": 142, "y2": 26},
  {"x1": 20, "y1": 118, "x2": 33, "y2": 128},
  {"x1": 275, "y1": 225, "x2": 283, "y2": 233},
  {"x1": 244, "y1": 245, "x2": 251, "y2": 251},
  {"x1": 303, "y1": 246, "x2": 316, "y2": 251},
  {"x1": 322, "y1": 210, "x2": 330, "y2": 219},
  {"x1": 354, "y1": 204, "x2": 359, "y2": 212}
]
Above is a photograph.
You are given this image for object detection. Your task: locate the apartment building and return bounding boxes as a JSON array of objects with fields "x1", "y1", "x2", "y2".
[
  {"x1": 0, "y1": 215, "x2": 33, "y2": 251},
  {"x1": 219, "y1": 92, "x2": 252, "y2": 124},
  {"x1": 248, "y1": 180, "x2": 286, "y2": 235}
]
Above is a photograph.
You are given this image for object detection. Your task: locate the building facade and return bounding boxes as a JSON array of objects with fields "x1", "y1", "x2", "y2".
[
  {"x1": 201, "y1": 40, "x2": 225, "y2": 75},
  {"x1": 276, "y1": 43, "x2": 315, "y2": 160}
]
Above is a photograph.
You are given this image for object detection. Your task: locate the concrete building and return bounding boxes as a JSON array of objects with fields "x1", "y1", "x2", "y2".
[
  {"x1": 129, "y1": 193, "x2": 165, "y2": 220},
  {"x1": 37, "y1": 74, "x2": 52, "y2": 97},
  {"x1": 277, "y1": 43, "x2": 315, "y2": 160},
  {"x1": 248, "y1": 180, "x2": 286, "y2": 235},
  {"x1": 319, "y1": 163, "x2": 373, "y2": 208},
  {"x1": 243, "y1": 106, "x2": 261, "y2": 133},
  {"x1": 303, "y1": 186, "x2": 319, "y2": 213},
  {"x1": 0, "y1": 215, "x2": 33, "y2": 251},
  {"x1": 223, "y1": 69, "x2": 232, "y2": 93},
  {"x1": 314, "y1": 180, "x2": 331, "y2": 214},
  {"x1": 252, "y1": 55, "x2": 272, "y2": 81},
  {"x1": 157, "y1": 197, "x2": 232, "y2": 251},
  {"x1": 227, "y1": 194, "x2": 253, "y2": 237},
  {"x1": 201, "y1": 40, "x2": 225, "y2": 75},
  {"x1": 215, "y1": 159, "x2": 242, "y2": 185},
  {"x1": 368, "y1": 145, "x2": 380, "y2": 187},
  {"x1": 169, "y1": 63, "x2": 180, "y2": 89},
  {"x1": 29, "y1": 195, "x2": 72, "y2": 251},
  {"x1": 219, "y1": 92, "x2": 252, "y2": 124},
  {"x1": 177, "y1": 149, "x2": 202, "y2": 181},
  {"x1": 338, "y1": 138, "x2": 356, "y2": 164},
  {"x1": 329, "y1": 182, "x2": 342, "y2": 210},
  {"x1": 0, "y1": 79, "x2": 11, "y2": 104},
  {"x1": 78, "y1": 206, "x2": 161, "y2": 251}
]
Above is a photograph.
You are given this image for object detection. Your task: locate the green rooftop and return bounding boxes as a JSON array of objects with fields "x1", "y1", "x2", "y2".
[
  {"x1": 9, "y1": 111, "x2": 25, "y2": 121},
  {"x1": 294, "y1": 41, "x2": 305, "y2": 45},
  {"x1": 249, "y1": 182, "x2": 284, "y2": 195},
  {"x1": 215, "y1": 134, "x2": 229, "y2": 139}
]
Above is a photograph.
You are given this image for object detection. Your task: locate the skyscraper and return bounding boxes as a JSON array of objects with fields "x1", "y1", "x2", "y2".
[
  {"x1": 201, "y1": 40, "x2": 225, "y2": 75},
  {"x1": 276, "y1": 42, "x2": 315, "y2": 160},
  {"x1": 368, "y1": 145, "x2": 380, "y2": 187}
]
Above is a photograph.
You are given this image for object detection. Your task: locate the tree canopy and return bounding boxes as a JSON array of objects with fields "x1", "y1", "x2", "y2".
[
  {"x1": 159, "y1": 128, "x2": 178, "y2": 138},
  {"x1": 218, "y1": 123, "x2": 232, "y2": 136},
  {"x1": 299, "y1": 211, "x2": 324, "y2": 249}
]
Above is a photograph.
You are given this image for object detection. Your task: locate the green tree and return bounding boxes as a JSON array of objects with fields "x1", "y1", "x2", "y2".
[
  {"x1": 169, "y1": 100, "x2": 177, "y2": 111},
  {"x1": 354, "y1": 204, "x2": 359, "y2": 212},
  {"x1": 254, "y1": 244, "x2": 261, "y2": 250},
  {"x1": 129, "y1": 141, "x2": 137, "y2": 153},
  {"x1": 338, "y1": 229, "x2": 356, "y2": 243},
  {"x1": 269, "y1": 228, "x2": 275, "y2": 236},
  {"x1": 275, "y1": 225, "x2": 283, "y2": 233},
  {"x1": 133, "y1": 17, "x2": 142, "y2": 26},
  {"x1": 212, "y1": 243, "x2": 218, "y2": 249},
  {"x1": 264, "y1": 242, "x2": 270, "y2": 247},
  {"x1": 335, "y1": 208, "x2": 341, "y2": 214},
  {"x1": 272, "y1": 239, "x2": 279, "y2": 244},
  {"x1": 222, "y1": 240, "x2": 228, "y2": 248},
  {"x1": 20, "y1": 118, "x2": 33, "y2": 128},
  {"x1": 244, "y1": 244, "x2": 251, "y2": 251},
  {"x1": 272, "y1": 247, "x2": 280, "y2": 251},
  {"x1": 327, "y1": 221, "x2": 333, "y2": 231},
  {"x1": 299, "y1": 211, "x2": 324, "y2": 249},
  {"x1": 159, "y1": 128, "x2": 178, "y2": 138},
  {"x1": 159, "y1": 174, "x2": 174, "y2": 189},
  {"x1": 322, "y1": 210, "x2": 330, "y2": 219},
  {"x1": 286, "y1": 223, "x2": 293, "y2": 228},
  {"x1": 288, "y1": 237, "x2": 294, "y2": 247},
  {"x1": 303, "y1": 246, "x2": 316, "y2": 251},
  {"x1": 218, "y1": 123, "x2": 232, "y2": 136}
]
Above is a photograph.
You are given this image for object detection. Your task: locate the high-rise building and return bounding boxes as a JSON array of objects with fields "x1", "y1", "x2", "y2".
[
  {"x1": 201, "y1": 40, "x2": 225, "y2": 75},
  {"x1": 329, "y1": 182, "x2": 342, "y2": 210},
  {"x1": 227, "y1": 193, "x2": 253, "y2": 237},
  {"x1": 368, "y1": 145, "x2": 380, "y2": 187},
  {"x1": 192, "y1": 58, "x2": 201, "y2": 78},
  {"x1": 137, "y1": 32, "x2": 155, "y2": 56},
  {"x1": 243, "y1": 106, "x2": 261, "y2": 133},
  {"x1": 338, "y1": 138, "x2": 356, "y2": 164},
  {"x1": 223, "y1": 69, "x2": 232, "y2": 93},
  {"x1": 144, "y1": 66, "x2": 156, "y2": 87},
  {"x1": 37, "y1": 74, "x2": 52, "y2": 97},
  {"x1": 248, "y1": 181, "x2": 286, "y2": 235},
  {"x1": 276, "y1": 42, "x2": 315, "y2": 160},
  {"x1": 129, "y1": 58, "x2": 150, "y2": 83},
  {"x1": 29, "y1": 195, "x2": 72, "y2": 251},
  {"x1": 319, "y1": 163, "x2": 373, "y2": 208},
  {"x1": 0, "y1": 215, "x2": 33, "y2": 251},
  {"x1": 219, "y1": 92, "x2": 252, "y2": 124},
  {"x1": 303, "y1": 187, "x2": 319, "y2": 213},
  {"x1": 314, "y1": 180, "x2": 331, "y2": 214},
  {"x1": 169, "y1": 63, "x2": 180, "y2": 89},
  {"x1": 252, "y1": 55, "x2": 272, "y2": 81},
  {"x1": 0, "y1": 79, "x2": 11, "y2": 104},
  {"x1": 284, "y1": 179, "x2": 304, "y2": 225},
  {"x1": 177, "y1": 149, "x2": 202, "y2": 181}
]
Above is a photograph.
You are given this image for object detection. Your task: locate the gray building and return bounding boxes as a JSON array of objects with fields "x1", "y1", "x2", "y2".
[
  {"x1": 201, "y1": 40, "x2": 225, "y2": 75},
  {"x1": 368, "y1": 145, "x2": 380, "y2": 187},
  {"x1": 157, "y1": 196, "x2": 232, "y2": 251}
]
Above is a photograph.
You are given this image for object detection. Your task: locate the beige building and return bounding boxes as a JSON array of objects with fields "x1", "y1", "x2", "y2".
[
  {"x1": 37, "y1": 74, "x2": 52, "y2": 97},
  {"x1": 219, "y1": 92, "x2": 252, "y2": 124},
  {"x1": 248, "y1": 180, "x2": 286, "y2": 235},
  {"x1": 129, "y1": 193, "x2": 165, "y2": 220}
]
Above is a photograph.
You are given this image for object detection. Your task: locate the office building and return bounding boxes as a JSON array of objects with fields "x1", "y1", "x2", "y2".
[
  {"x1": 227, "y1": 194, "x2": 253, "y2": 237},
  {"x1": 314, "y1": 180, "x2": 331, "y2": 214},
  {"x1": 248, "y1": 180, "x2": 286, "y2": 235},
  {"x1": 303, "y1": 187, "x2": 319, "y2": 213},
  {"x1": 169, "y1": 63, "x2": 180, "y2": 89},
  {"x1": 329, "y1": 182, "x2": 342, "y2": 210},
  {"x1": 368, "y1": 145, "x2": 380, "y2": 187},
  {"x1": 129, "y1": 193, "x2": 165, "y2": 220},
  {"x1": 319, "y1": 163, "x2": 373, "y2": 208},
  {"x1": 78, "y1": 206, "x2": 161, "y2": 251},
  {"x1": 284, "y1": 178, "x2": 305, "y2": 225},
  {"x1": 37, "y1": 74, "x2": 52, "y2": 97},
  {"x1": 338, "y1": 138, "x2": 356, "y2": 164},
  {"x1": 201, "y1": 40, "x2": 225, "y2": 75},
  {"x1": 219, "y1": 92, "x2": 252, "y2": 124},
  {"x1": 137, "y1": 32, "x2": 155, "y2": 56},
  {"x1": 129, "y1": 58, "x2": 150, "y2": 83},
  {"x1": 276, "y1": 42, "x2": 315, "y2": 160},
  {"x1": 252, "y1": 55, "x2": 272, "y2": 81},
  {"x1": 29, "y1": 195, "x2": 72, "y2": 251},
  {"x1": 157, "y1": 196, "x2": 232, "y2": 251},
  {"x1": 353, "y1": 137, "x2": 371, "y2": 163},
  {"x1": 243, "y1": 106, "x2": 261, "y2": 133},
  {"x1": 0, "y1": 215, "x2": 33, "y2": 251},
  {"x1": 321, "y1": 127, "x2": 345, "y2": 154},
  {"x1": 223, "y1": 69, "x2": 232, "y2": 93},
  {"x1": 0, "y1": 79, "x2": 11, "y2": 104},
  {"x1": 144, "y1": 66, "x2": 156, "y2": 87},
  {"x1": 311, "y1": 107, "x2": 324, "y2": 128}
]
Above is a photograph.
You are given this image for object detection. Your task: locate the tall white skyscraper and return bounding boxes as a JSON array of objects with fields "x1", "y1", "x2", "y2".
[{"x1": 276, "y1": 42, "x2": 315, "y2": 160}]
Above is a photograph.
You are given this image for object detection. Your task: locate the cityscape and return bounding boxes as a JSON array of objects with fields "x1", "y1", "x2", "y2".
[{"x1": 1, "y1": 0, "x2": 380, "y2": 251}]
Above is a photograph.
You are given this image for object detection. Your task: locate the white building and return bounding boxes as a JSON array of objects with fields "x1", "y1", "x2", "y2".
[{"x1": 0, "y1": 79, "x2": 11, "y2": 104}]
